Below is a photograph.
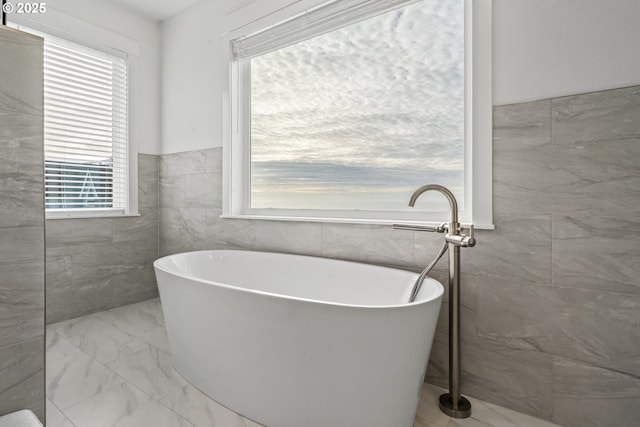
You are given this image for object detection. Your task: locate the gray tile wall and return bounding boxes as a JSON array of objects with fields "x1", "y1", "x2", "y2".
[
  {"x1": 46, "y1": 154, "x2": 160, "y2": 323},
  {"x1": 0, "y1": 27, "x2": 45, "y2": 419},
  {"x1": 159, "y1": 85, "x2": 640, "y2": 427}
]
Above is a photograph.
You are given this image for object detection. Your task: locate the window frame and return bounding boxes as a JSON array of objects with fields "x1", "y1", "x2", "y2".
[
  {"x1": 223, "y1": 0, "x2": 493, "y2": 228},
  {"x1": 9, "y1": 15, "x2": 140, "y2": 220}
]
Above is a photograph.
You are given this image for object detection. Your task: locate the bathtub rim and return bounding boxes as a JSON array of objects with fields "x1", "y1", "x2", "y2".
[{"x1": 154, "y1": 249, "x2": 444, "y2": 310}]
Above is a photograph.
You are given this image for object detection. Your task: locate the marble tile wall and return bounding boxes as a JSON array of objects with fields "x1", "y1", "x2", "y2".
[
  {"x1": 159, "y1": 85, "x2": 640, "y2": 427},
  {"x1": 0, "y1": 27, "x2": 45, "y2": 419},
  {"x1": 46, "y1": 154, "x2": 160, "y2": 323}
]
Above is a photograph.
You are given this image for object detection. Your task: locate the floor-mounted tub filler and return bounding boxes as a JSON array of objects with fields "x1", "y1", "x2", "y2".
[
  {"x1": 393, "y1": 184, "x2": 476, "y2": 418},
  {"x1": 154, "y1": 249, "x2": 443, "y2": 427}
]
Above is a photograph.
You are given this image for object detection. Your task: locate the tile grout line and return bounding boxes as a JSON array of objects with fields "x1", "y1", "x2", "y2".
[
  {"x1": 58, "y1": 348, "x2": 193, "y2": 427},
  {"x1": 57, "y1": 378, "x2": 125, "y2": 414},
  {"x1": 50, "y1": 311, "x2": 155, "y2": 413},
  {"x1": 153, "y1": 386, "x2": 200, "y2": 427},
  {"x1": 120, "y1": 379, "x2": 196, "y2": 427},
  {"x1": 47, "y1": 399, "x2": 78, "y2": 427}
]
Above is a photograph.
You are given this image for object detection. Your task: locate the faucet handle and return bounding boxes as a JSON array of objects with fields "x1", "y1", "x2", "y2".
[
  {"x1": 392, "y1": 222, "x2": 447, "y2": 233},
  {"x1": 461, "y1": 224, "x2": 476, "y2": 247},
  {"x1": 446, "y1": 224, "x2": 476, "y2": 247}
]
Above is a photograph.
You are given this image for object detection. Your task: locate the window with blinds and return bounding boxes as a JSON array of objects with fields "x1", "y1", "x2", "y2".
[
  {"x1": 231, "y1": 0, "x2": 420, "y2": 60},
  {"x1": 38, "y1": 32, "x2": 128, "y2": 212}
]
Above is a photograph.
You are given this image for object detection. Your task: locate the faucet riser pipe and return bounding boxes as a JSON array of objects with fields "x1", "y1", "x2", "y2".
[
  {"x1": 450, "y1": 244, "x2": 460, "y2": 404},
  {"x1": 438, "y1": 244, "x2": 471, "y2": 418}
]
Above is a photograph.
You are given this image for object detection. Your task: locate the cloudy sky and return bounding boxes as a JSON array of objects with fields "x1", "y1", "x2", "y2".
[{"x1": 250, "y1": 0, "x2": 464, "y2": 211}]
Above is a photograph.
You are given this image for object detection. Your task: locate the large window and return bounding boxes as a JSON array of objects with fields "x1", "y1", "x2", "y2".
[{"x1": 224, "y1": 0, "x2": 492, "y2": 226}]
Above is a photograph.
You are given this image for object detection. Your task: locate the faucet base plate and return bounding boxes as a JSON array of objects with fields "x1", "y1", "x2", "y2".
[{"x1": 438, "y1": 393, "x2": 472, "y2": 418}]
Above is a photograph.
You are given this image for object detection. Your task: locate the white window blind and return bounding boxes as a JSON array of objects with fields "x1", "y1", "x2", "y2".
[
  {"x1": 231, "y1": 0, "x2": 419, "y2": 61},
  {"x1": 37, "y1": 32, "x2": 128, "y2": 212}
]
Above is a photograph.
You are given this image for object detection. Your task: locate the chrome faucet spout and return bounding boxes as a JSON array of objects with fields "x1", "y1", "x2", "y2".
[{"x1": 408, "y1": 184, "x2": 459, "y2": 225}]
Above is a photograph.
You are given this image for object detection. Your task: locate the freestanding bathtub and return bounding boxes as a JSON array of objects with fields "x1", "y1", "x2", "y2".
[{"x1": 154, "y1": 250, "x2": 443, "y2": 427}]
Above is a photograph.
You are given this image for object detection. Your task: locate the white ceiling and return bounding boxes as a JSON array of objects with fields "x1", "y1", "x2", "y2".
[{"x1": 110, "y1": 0, "x2": 203, "y2": 21}]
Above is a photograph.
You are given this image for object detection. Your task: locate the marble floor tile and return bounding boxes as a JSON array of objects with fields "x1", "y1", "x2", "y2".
[
  {"x1": 242, "y1": 417, "x2": 264, "y2": 427},
  {"x1": 46, "y1": 399, "x2": 74, "y2": 427},
  {"x1": 139, "y1": 324, "x2": 172, "y2": 351},
  {"x1": 96, "y1": 300, "x2": 165, "y2": 336},
  {"x1": 414, "y1": 384, "x2": 451, "y2": 427},
  {"x1": 106, "y1": 347, "x2": 187, "y2": 399},
  {"x1": 47, "y1": 350, "x2": 126, "y2": 409},
  {"x1": 64, "y1": 382, "x2": 195, "y2": 427},
  {"x1": 45, "y1": 329, "x2": 81, "y2": 364},
  {"x1": 131, "y1": 297, "x2": 165, "y2": 319},
  {"x1": 441, "y1": 390, "x2": 563, "y2": 427},
  {"x1": 47, "y1": 298, "x2": 562, "y2": 427},
  {"x1": 160, "y1": 384, "x2": 265, "y2": 427},
  {"x1": 50, "y1": 315, "x2": 149, "y2": 363},
  {"x1": 447, "y1": 418, "x2": 490, "y2": 427},
  {"x1": 482, "y1": 401, "x2": 563, "y2": 427},
  {"x1": 95, "y1": 301, "x2": 171, "y2": 351}
]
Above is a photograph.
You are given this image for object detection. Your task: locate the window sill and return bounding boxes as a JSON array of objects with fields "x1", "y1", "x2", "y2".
[
  {"x1": 220, "y1": 213, "x2": 495, "y2": 230},
  {"x1": 46, "y1": 210, "x2": 141, "y2": 220}
]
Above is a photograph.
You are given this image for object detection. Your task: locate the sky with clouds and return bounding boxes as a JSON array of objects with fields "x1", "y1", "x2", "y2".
[{"x1": 250, "y1": 0, "x2": 464, "y2": 211}]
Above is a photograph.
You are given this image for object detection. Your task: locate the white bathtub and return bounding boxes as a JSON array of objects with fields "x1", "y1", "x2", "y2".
[{"x1": 154, "y1": 250, "x2": 443, "y2": 427}]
